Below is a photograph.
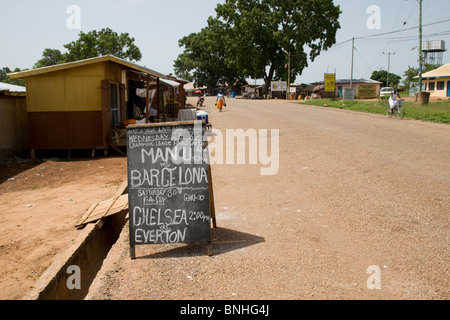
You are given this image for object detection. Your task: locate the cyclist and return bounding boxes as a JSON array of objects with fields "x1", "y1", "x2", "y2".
[{"x1": 388, "y1": 88, "x2": 401, "y2": 114}]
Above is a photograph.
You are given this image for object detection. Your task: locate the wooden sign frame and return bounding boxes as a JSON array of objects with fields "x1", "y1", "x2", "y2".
[{"x1": 126, "y1": 121, "x2": 216, "y2": 259}]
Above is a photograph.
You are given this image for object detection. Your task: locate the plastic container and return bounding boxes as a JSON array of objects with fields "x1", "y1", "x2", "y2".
[{"x1": 196, "y1": 112, "x2": 209, "y2": 124}]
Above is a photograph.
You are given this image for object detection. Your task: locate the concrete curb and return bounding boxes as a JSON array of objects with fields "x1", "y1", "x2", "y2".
[{"x1": 23, "y1": 181, "x2": 128, "y2": 300}]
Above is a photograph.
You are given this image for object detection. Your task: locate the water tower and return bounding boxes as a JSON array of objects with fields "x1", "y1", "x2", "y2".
[{"x1": 422, "y1": 40, "x2": 446, "y2": 66}]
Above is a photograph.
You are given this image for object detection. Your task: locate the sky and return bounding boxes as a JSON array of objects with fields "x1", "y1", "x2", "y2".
[{"x1": 1, "y1": 0, "x2": 450, "y2": 85}]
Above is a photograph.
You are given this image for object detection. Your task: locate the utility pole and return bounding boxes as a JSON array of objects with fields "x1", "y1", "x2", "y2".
[
  {"x1": 284, "y1": 50, "x2": 291, "y2": 100},
  {"x1": 418, "y1": 0, "x2": 423, "y2": 92},
  {"x1": 350, "y1": 37, "x2": 354, "y2": 88},
  {"x1": 383, "y1": 52, "x2": 396, "y2": 87},
  {"x1": 287, "y1": 51, "x2": 291, "y2": 99}
]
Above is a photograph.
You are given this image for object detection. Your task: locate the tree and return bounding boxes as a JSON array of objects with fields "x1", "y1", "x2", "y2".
[
  {"x1": 33, "y1": 28, "x2": 142, "y2": 68},
  {"x1": 0, "y1": 67, "x2": 25, "y2": 86},
  {"x1": 215, "y1": 0, "x2": 341, "y2": 93},
  {"x1": 34, "y1": 49, "x2": 65, "y2": 68},
  {"x1": 174, "y1": 17, "x2": 246, "y2": 93},
  {"x1": 403, "y1": 64, "x2": 440, "y2": 90},
  {"x1": 63, "y1": 28, "x2": 142, "y2": 62},
  {"x1": 370, "y1": 70, "x2": 401, "y2": 87}
]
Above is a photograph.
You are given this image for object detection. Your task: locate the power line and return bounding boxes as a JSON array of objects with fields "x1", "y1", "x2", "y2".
[
  {"x1": 357, "y1": 31, "x2": 450, "y2": 43},
  {"x1": 319, "y1": 17, "x2": 449, "y2": 55},
  {"x1": 356, "y1": 18, "x2": 450, "y2": 40}
]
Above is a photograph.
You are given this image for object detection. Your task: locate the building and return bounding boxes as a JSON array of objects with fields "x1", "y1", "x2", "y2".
[
  {"x1": 0, "y1": 82, "x2": 27, "y2": 159},
  {"x1": 241, "y1": 84, "x2": 263, "y2": 98},
  {"x1": 9, "y1": 55, "x2": 184, "y2": 157},
  {"x1": 309, "y1": 78, "x2": 382, "y2": 99},
  {"x1": 414, "y1": 63, "x2": 450, "y2": 98}
]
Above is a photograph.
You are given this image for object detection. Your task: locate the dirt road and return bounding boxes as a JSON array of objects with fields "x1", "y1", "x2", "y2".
[{"x1": 84, "y1": 96, "x2": 449, "y2": 300}]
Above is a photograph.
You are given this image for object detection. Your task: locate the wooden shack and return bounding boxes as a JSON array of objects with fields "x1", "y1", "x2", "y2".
[
  {"x1": 8, "y1": 55, "x2": 182, "y2": 157},
  {"x1": 0, "y1": 82, "x2": 28, "y2": 159}
]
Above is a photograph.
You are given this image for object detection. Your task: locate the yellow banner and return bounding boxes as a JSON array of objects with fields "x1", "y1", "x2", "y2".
[
  {"x1": 324, "y1": 74, "x2": 335, "y2": 92},
  {"x1": 357, "y1": 84, "x2": 377, "y2": 99}
]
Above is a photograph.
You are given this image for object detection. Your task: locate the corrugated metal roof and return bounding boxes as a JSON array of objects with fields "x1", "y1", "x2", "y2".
[
  {"x1": 0, "y1": 82, "x2": 26, "y2": 93},
  {"x1": 310, "y1": 78, "x2": 382, "y2": 85},
  {"x1": 160, "y1": 79, "x2": 180, "y2": 87}
]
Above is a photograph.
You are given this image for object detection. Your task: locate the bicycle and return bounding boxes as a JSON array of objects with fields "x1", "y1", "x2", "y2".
[{"x1": 386, "y1": 99, "x2": 404, "y2": 119}]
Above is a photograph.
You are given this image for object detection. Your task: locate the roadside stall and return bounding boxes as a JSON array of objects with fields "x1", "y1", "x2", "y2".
[{"x1": 8, "y1": 55, "x2": 177, "y2": 157}]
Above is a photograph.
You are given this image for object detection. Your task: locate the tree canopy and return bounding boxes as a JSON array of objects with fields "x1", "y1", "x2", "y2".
[
  {"x1": 403, "y1": 64, "x2": 440, "y2": 90},
  {"x1": 0, "y1": 67, "x2": 25, "y2": 86},
  {"x1": 174, "y1": 17, "x2": 246, "y2": 93},
  {"x1": 215, "y1": 0, "x2": 341, "y2": 93},
  {"x1": 174, "y1": 0, "x2": 341, "y2": 93},
  {"x1": 33, "y1": 28, "x2": 142, "y2": 68},
  {"x1": 34, "y1": 49, "x2": 65, "y2": 68},
  {"x1": 63, "y1": 28, "x2": 142, "y2": 62},
  {"x1": 370, "y1": 70, "x2": 401, "y2": 88}
]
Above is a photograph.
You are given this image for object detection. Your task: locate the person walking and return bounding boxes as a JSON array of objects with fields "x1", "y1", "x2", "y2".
[{"x1": 216, "y1": 90, "x2": 227, "y2": 112}]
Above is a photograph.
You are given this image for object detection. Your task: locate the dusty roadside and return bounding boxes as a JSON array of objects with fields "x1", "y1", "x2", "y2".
[
  {"x1": 0, "y1": 153, "x2": 127, "y2": 299},
  {"x1": 86, "y1": 96, "x2": 449, "y2": 300}
]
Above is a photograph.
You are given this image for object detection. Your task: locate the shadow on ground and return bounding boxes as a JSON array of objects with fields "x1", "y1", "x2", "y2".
[{"x1": 136, "y1": 227, "x2": 265, "y2": 259}]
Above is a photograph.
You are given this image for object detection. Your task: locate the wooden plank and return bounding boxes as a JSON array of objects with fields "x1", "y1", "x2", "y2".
[
  {"x1": 75, "y1": 202, "x2": 99, "y2": 229},
  {"x1": 75, "y1": 194, "x2": 128, "y2": 229}
]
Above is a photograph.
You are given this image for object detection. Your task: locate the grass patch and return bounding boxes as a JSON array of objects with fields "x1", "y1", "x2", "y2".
[{"x1": 298, "y1": 98, "x2": 450, "y2": 124}]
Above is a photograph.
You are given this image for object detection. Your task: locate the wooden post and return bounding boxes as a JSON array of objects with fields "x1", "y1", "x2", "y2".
[
  {"x1": 101, "y1": 80, "x2": 112, "y2": 151},
  {"x1": 207, "y1": 241, "x2": 213, "y2": 256},
  {"x1": 208, "y1": 164, "x2": 217, "y2": 228},
  {"x1": 156, "y1": 78, "x2": 161, "y2": 122},
  {"x1": 145, "y1": 76, "x2": 150, "y2": 123},
  {"x1": 130, "y1": 245, "x2": 136, "y2": 260}
]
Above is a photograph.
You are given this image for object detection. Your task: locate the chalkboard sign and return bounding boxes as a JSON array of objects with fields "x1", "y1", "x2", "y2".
[{"x1": 126, "y1": 121, "x2": 213, "y2": 258}]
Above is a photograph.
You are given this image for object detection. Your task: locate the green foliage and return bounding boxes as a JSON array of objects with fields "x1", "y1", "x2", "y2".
[
  {"x1": 34, "y1": 49, "x2": 65, "y2": 68},
  {"x1": 0, "y1": 67, "x2": 25, "y2": 86},
  {"x1": 215, "y1": 0, "x2": 341, "y2": 92},
  {"x1": 403, "y1": 64, "x2": 440, "y2": 90},
  {"x1": 63, "y1": 28, "x2": 142, "y2": 62},
  {"x1": 33, "y1": 28, "x2": 142, "y2": 69},
  {"x1": 370, "y1": 70, "x2": 401, "y2": 87},
  {"x1": 174, "y1": 17, "x2": 246, "y2": 92},
  {"x1": 175, "y1": 0, "x2": 341, "y2": 93}
]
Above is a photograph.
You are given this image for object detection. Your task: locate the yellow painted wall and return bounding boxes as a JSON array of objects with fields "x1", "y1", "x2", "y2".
[
  {"x1": 104, "y1": 62, "x2": 123, "y2": 84},
  {"x1": 66, "y1": 63, "x2": 104, "y2": 111},
  {"x1": 26, "y1": 72, "x2": 66, "y2": 112},
  {"x1": 26, "y1": 62, "x2": 109, "y2": 112},
  {"x1": 424, "y1": 79, "x2": 450, "y2": 98}
]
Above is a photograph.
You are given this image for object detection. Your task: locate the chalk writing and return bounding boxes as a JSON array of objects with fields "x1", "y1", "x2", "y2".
[{"x1": 127, "y1": 121, "x2": 211, "y2": 245}]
